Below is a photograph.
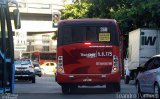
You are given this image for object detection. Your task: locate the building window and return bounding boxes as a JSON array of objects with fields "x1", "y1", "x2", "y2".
[
  {"x1": 42, "y1": 35, "x2": 49, "y2": 45},
  {"x1": 27, "y1": 45, "x2": 34, "y2": 52},
  {"x1": 43, "y1": 46, "x2": 49, "y2": 51}
]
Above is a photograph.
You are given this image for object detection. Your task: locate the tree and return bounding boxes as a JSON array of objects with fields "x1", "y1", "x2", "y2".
[
  {"x1": 112, "y1": 0, "x2": 160, "y2": 34},
  {"x1": 111, "y1": 0, "x2": 160, "y2": 57},
  {"x1": 61, "y1": 2, "x2": 92, "y2": 19},
  {"x1": 52, "y1": 30, "x2": 58, "y2": 40}
]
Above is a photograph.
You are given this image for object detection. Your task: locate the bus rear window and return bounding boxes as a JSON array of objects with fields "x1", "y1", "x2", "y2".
[
  {"x1": 58, "y1": 26, "x2": 118, "y2": 46},
  {"x1": 40, "y1": 53, "x2": 56, "y2": 60}
]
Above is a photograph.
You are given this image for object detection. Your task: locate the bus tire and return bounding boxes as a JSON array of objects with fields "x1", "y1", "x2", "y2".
[
  {"x1": 70, "y1": 84, "x2": 78, "y2": 93},
  {"x1": 115, "y1": 83, "x2": 120, "y2": 92},
  {"x1": 106, "y1": 83, "x2": 120, "y2": 92},
  {"x1": 62, "y1": 85, "x2": 70, "y2": 94},
  {"x1": 125, "y1": 76, "x2": 130, "y2": 84}
]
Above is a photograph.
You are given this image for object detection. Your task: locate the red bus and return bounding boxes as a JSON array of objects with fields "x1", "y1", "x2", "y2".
[
  {"x1": 31, "y1": 51, "x2": 56, "y2": 65},
  {"x1": 56, "y1": 19, "x2": 123, "y2": 94},
  {"x1": 21, "y1": 51, "x2": 56, "y2": 65}
]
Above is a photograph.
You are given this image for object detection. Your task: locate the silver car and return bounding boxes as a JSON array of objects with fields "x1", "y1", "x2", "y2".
[
  {"x1": 136, "y1": 55, "x2": 160, "y2": 98},
  {"x1": 15, "y1": 59, "x2": 36, "y2": 83}
]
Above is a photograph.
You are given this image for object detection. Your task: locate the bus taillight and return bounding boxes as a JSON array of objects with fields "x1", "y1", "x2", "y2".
[
  {"x1": 58, "y1": 56, "x2": 63, "y2": 66},
  {"x1": 112, "y1": 55, "x2": 119, "y2": 73},
  {"x1": 112, "y1": 67, "x2": 118, "y2": 72},
  {"x1": 58, "y1": 56, "x2": 64, "y2": 73}
]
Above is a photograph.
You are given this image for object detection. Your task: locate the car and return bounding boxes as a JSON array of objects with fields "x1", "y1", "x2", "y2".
[
  {"x1": 33, "y1": 63, "x2": 42, "y2": 77},
  {"x1": 136, "y1": 54, "x2": 160, "y2": 98},
  {"x1": 40, "y1": 62, "x2": 57, "y2": 75},
  {"x1": 14, "y1": 59, "x2": 36, "y2": 83}
]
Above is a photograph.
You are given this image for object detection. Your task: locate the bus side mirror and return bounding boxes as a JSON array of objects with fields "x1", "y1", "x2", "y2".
[{"x1": 13, "y1": 9, "x2": 21, "y2": 29}]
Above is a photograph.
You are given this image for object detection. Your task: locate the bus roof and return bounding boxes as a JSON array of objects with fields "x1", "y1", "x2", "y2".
[{"x1": 58, "y1": 19, "x2": 117, "y2": 26}]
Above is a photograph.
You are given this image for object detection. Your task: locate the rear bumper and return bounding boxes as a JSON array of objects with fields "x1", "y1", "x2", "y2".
[
  {"x1": 56, "y1": 72, "x2": 121, "y2": 85},
  {"x1": 15, "y1": 71, "x2": 35, "y2": 79}
]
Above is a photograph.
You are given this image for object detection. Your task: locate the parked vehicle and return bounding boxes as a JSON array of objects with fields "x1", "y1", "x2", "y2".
[
  {"x1": 40, "y1": 62, "x2": 57, "y2": 74},
  {"x1": 136, "y1": 54, "x2": 160, "y2": 98},
  {"x1": 125, "y1": 28, "x2": 160, "y2": 84},
  {"x1": 14, "y1": 59, "x2": 36, "y2": 83},
  {"x1": 56, "y1": 19, "x2": 123, "y2": 94},
  {"x1": 33, "y1": 63, "x2": 42, "y2": 77}
]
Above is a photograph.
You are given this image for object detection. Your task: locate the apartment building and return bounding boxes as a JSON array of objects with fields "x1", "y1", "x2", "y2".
[{"x1": 10, "y1": 0, "x2": 64, "y2": 58}]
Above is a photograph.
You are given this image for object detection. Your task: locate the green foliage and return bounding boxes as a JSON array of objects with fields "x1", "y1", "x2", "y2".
[
  {"x1": 52, "y1": 30, "x2": 58, "y2": 40},
  {"x1": 62, "y1": 0, "x2": 160, "y2": 31},
  {"x1": 61, "y1": 2, "x2": 92, "y2": 19},
  {"x1": 112, "y1": 0, "x2": 160, "y2": 34}
]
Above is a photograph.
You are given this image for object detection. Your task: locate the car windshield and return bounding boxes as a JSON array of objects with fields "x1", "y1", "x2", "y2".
[
  {"x1": 15, "y1": 60, "x2": 21, "y2": 65},
  {"x1": 21, "y1": 60, "x2": 31, "y2": 65},
  {"x1": 34, "y1": 64, "x2": 39, "y2": 67}
]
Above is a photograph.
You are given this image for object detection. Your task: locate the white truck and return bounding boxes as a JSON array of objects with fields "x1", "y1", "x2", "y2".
[{"x1": 125, "y1": 28, "x2": 160, "y2": 84}]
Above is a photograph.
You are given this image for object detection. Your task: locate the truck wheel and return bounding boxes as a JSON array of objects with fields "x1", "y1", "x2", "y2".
[
  {"x1": 62, "y1": 85, "x2": 70, "y2": 94},
  {"x1": 32, "y1": 76, "x2": 36, "y2": 83},
  {"x1": 125, "y1": 76, "x2": 130, "y2": 84}
]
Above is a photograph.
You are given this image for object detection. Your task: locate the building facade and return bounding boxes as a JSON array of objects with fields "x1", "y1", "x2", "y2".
[{"x1": 9, "y1": 0, "x2": 64, "y2": 58}]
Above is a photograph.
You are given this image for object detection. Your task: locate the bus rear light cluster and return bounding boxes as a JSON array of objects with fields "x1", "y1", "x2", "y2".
[
  {"x1": 112, "y1": 55, "x2": 119, "y2": 73},
  {"x1": 58, "y1": 56, "x2": 63, "y2": 66},
  {"x1": 58, "y1": 56, "x2": 64, "y2": 73}
]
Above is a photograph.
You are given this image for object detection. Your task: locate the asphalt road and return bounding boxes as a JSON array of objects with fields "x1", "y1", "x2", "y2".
[{"x1": 2, "y1": 75, "x2": 138, "y2": 99}]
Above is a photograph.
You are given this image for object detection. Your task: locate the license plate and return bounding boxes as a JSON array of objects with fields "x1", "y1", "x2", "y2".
[{"x1": 83, "y1": 78, "x2": 92, "y2": 82}]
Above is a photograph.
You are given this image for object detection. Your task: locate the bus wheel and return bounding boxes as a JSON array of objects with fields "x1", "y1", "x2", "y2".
[
  {"x1": 62, "y1": 85, "x2": 70, "y2": 94},
  {"x1": 70, "y1": 85, "x2": 78, "y2": 93},
  {"x1": 115, "y1": 83, "x2": 120, "y2": 92},
  {"x1": 106, "y1": 83, "x2": 120, "y2": 92}
]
